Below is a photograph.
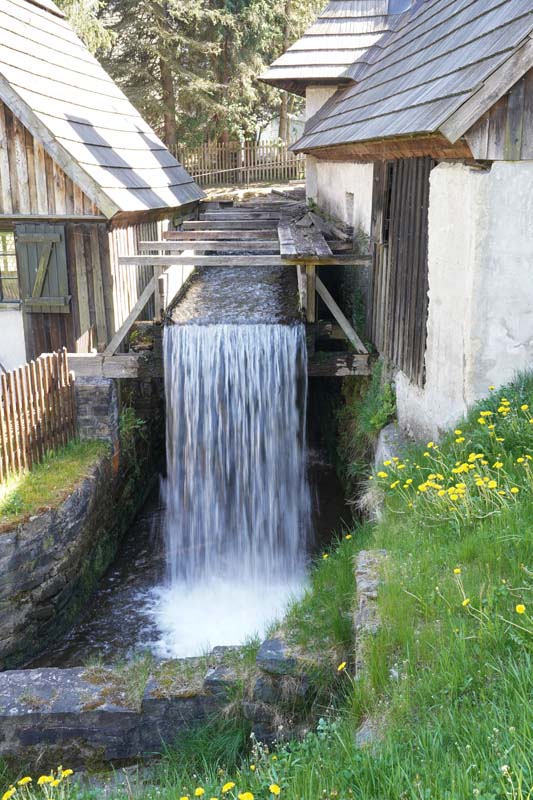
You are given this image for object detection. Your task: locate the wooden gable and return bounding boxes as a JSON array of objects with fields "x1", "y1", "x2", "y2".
[{"x1": 0, "y1": 100, "x2": 101, "y2": 218}]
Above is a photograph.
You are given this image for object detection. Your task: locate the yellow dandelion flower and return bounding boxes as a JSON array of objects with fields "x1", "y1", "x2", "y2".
[
  {"x1": 222, "y1": 784, "x2": 236, "y2": 794},
  {"x1": 517, "y1": 458, "x2": 525, "y2": 464},
  {"x1": 438, "y1": 490, "x2": 446, "y2": 497},
  {"x1": 37, "y1": 777, "x2": 53, "y2": 786},
  {"x1": 493, "y1": 462, "x2": 503, "y2": 469},
  {"x1": 180, "y1": 796, "x2": 190, "y2": 800},
  {"x1": 2, "y1": 789, "x2": 16, "y2": 800},
  {"x1": 238, "y1": 793, "x2": 254, "y2": 800},
  {"x1": 521, "y1": 404, "x2": 529, "y2": 411},
  {"x1": 322, "y1": 553, "x2": 329, "y2": 560},
  {"x1": 499, "y1": 491, "x2": 506, "y2": 496},
  {"x1": 383, "y1": 460, "x2": 392, "y2": 466},
  {"x1": 398, "y1": 464, "x2": 406, "y2": 470},
  {"x1": 478, "y1": 418, "x2": 486, "y2": 425},
  {"x1": 270, "y1": 786, "x2": 281, "y2": 797},
  {"x1": 337, "y1": 662, "x2": 347, "y2": 672},
  {"x1": 345, "y1": 534, "x2": 352, "y2": 541},
  {"x1": 427, "y1": 442, "x2": 435, "y2": 448},
  {"x1": 250, "y1": 765, "x2": 256, "y2": 772},
  {"x1": 423, "y1": 452, "x2": 430, "y2": 457},
  {"x1": 392, "y1": 457, "x2": 399, "y2": 462},
  {"x1": 450, "y1": 493, "x2": 459, "y2": 501},
  {"x1": 497, "y1": 437, "x2": 505, "y2": 442},
  {"x1": 271, "y1": 756, "x2": 278, "y2": 761},
  {"x1": 211, "y1": 797, "x2": 219, "y2": 800},
  {"x1": 390, "y1": 480, "x2": 400, "y2": 489},
  {"x1": 17, "y1": 779, "x2": 32, "y2": 786},
  {"x1": 462, "y1": 598, "x2": 471, "y2": 607},
  {"x1": 418, "y1": 484, "x2": 428, "y2": 492},
  {"x1": 406, "y1": 478, "x2": 413, "y2": 485},
  {"x1": 61, "y1": 771, "x2": 73, "y2": 779},
  {"x1": 51, "y1": 780, "x2": 61, "y2": 788},
  {"x1": 511, "y1": 487, "x2": 520, "y2": 494},
  {"x1": 488, "y1": 480, "x2": 498, "y2": 489},
  {"x1": 454, "y1": 568, "x2": 461, "y2": 575},
  {"x1": 377, "y1": 471, "x2": 388, "y2": 479},
  {"x1": 455, "y1": 429, "x2": 462, "y2": 436},
  {"x1": 195, "y1": 789, "x2": 206, "y2": 797},
  {"x1": 516, "y1": 604, "x2": 526, "y2": 615},
  {"x1": 456, "y1": 437, "x2": 465, "y2": 443}
]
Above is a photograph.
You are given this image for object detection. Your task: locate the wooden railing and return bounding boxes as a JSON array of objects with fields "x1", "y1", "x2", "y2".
[
  {"x1": 0, "y1": 348, "x2": 76, "y2": 480},
  {"x1": 170, "y1": 140, "x2": 305, "y2": 186}
]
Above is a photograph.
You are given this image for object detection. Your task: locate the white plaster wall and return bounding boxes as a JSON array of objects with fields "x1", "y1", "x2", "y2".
[
  {"x1": 314, "y1": 161, "x2": 374, "y2": 234},
  {"x1": 397, "y1": 161, "x2": 533, "y2": 440},
  {"x1": 0, "y1": 309, "x2": 26, "y2": 371},
  {"x1": 305, "y1": 86, "x2": 339, "y2": 203}
]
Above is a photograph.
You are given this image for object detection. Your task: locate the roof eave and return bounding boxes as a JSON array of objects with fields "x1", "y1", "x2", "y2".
[{"x1": 441, "y1": 34, "x2": 533, "y2": 143}]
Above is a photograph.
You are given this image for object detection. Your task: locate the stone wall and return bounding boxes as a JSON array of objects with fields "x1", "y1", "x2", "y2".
[
  {"x1": 0, "y1": 377, "x2": 165, "y2": 669},
  {"x1": 76, "y1": 377, "x2": 119, "y2": 443},
  {"x1": 396, "y1": 161, "x2": 533, "y2": 439}
]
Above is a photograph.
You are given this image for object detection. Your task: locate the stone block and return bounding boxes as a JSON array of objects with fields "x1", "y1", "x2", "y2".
[{"x1": 256, "y1": 638, "x2": 298, "y2": 676}]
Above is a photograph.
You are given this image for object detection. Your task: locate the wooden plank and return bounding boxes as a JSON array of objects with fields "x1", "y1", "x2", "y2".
[
  {"x1": 163, "y1": 230, "x2": 278, "y2": 241},
  {"x1": 182, "y1": 220, "x2": 279, "y2": 231},
  {"x1": 103, "y1": 276, "x2": 156, "y2": 356},
  {"x1": 69, "y1": 352, "x2": 162, "y2": 379},
  {"x1": 307, "y1": 353, "x2": 371, "y2": 377},
  {"x1": 315, "y1": 275, "x2": 368, "y2": 354},
  {"x1": 138, "y1": 240, "x2": 280, "y2": 252},
  {"x1": 1, "y1": 373, "x2": 15, "y2": 475},
  {"x1": 89, "y1": 225, "x2": 108, "y2": 349}
]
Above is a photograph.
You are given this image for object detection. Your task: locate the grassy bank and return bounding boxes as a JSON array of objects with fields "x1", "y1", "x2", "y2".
[
  {"x1": 0, "y1": 440, "x2": 108, "y2": 531},
  {"x1": 2, "y1": 379, "x2": 532, "y2": 800}
]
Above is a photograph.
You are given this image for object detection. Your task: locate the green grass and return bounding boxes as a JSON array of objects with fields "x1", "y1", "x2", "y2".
[
  {"x1": 0, "y1": 440, "x2": 108, "y2": 530},
  {"x1": 2, "y1": 378, "x2": 532, "y2": 800}
]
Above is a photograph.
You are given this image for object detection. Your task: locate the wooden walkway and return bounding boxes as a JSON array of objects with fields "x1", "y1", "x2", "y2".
[{"x1": 73, "y1": 200, "x2": 371, "y2": 378}]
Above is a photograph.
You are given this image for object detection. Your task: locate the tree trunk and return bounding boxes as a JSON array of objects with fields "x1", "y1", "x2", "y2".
[
  {"x1": 160, "y1": 56, "x2": 177, "y2": 148},
  {"x1": 278, "y1": 0, "x2": 292, "y2": 142},
  {"x1": 278, "y1": 92, "x2": 289, "y2": 141}
]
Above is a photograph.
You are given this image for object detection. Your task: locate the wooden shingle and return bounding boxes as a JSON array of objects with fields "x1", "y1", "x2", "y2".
[
  {"x1": 0, "y1": 0, "x2": 204, "y2": 218},
  {"x1": 294, "y1": 0, "x2": 533, "y2": 151}
]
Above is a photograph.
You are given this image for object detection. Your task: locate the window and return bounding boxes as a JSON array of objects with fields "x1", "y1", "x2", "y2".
[{"x1": 0, "y1": 231, "x2": 20, "y2": 304}]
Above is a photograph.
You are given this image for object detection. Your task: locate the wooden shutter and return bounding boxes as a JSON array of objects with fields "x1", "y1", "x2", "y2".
[{"x1": 15, "y1": 223, "x2": 70, "y2": 314}]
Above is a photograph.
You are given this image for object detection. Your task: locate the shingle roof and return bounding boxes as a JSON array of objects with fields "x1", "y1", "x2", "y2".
[
  {"x1": 0, "y1": 0, "x2": 204, "y2": 218},
  {"x1": 260, "y1": 1, "x2": 413, "y2": 95},
  {"x1": 294, "y1": 0, "x2": 533, "y2": 151}
]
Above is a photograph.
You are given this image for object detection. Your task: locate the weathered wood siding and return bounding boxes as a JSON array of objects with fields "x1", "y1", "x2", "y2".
[
  {"x1": 369, "y1": 157, "x2": 433, "y2": 387},
  {"x1": 0, "y1": 101, "x2": 100, "y2": 217},
  {"x1": 109, "y1": 219, "x2": 170, "y2": 334},
  {"x1": 465, "y1": 67, "x2": 533, "y2": 161}
]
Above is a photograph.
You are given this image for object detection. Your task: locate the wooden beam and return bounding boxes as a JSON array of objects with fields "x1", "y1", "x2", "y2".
[
  {"x1": 307, "y1": 352, "x2": 371, "y2": 377},
  {"x1": 69, "y1": 352, "x2": 162, "y2": 379},
  {"x1": 313, "y1": 321, "x2": 346, "y2": 340},
  {"x1": 118, "y1": 254, "x2": 370, "y2": 267},
  {"x1": 315, "y1": 276, "x2": 368, "y2": 354},
  {"x1": 103, "y1": 277, "x2": 156, "y2": 356}
]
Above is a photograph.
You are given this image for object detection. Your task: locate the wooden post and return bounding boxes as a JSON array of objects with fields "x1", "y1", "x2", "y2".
[{"x1": 306, "y1": 264, "x2": 316, "y2": 323}]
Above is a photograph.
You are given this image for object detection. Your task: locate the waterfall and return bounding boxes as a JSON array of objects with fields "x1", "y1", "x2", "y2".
[{"x1": 153, "y1": 322, "x2": 311, "y2": 656}]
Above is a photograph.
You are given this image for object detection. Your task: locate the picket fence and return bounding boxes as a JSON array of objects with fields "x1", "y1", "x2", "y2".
[
  {"x1": 170, "y1": 140, "x2": 305, "y2": 186},
  {"x1": 0, "y1": 348, "x2": 76, "y2": 481}
]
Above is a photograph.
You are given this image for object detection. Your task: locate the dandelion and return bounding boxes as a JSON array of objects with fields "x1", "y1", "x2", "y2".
[
  {"x1": 455, "y1": 437, "x2": 465, "y2": 443},
  {"x1": 516, "y1": 604, "x2": 526, "y2": 615},
  {"x1": 50, "y1": 780, "x2": 61, "y2": 788},
  {"x1": 270, "y1": 786, "x2": 281, "y2": 796},
  {"x1": 322, "y1": 553, "x2": 329, "y2": 560},
  {"x1": 17, "y1": 779, "x2": 32, "y2": 787},
  {"x1": 337, "y1": 662, "x2": 347, "y2": 672},
  {"x1": 377, "y1": 471, "x2": 388, "y2": 478},
  {"x1": 238, "y1": 793, "x2": 254, "y2": 800},
  {"x1": 250, "y1": 765, "x2": 256, "y2": 772},
  {"x1": 37, "y1": 777, "x2": 53, "y2": 786},
  {"x1": 454, "y1": 568, "x2": 461, "y2": 575},
  {"x1": 493, "y1": 462, "x2": 503, "y2": 469},
  {"x1": 488, "y1": 480, "x2": 498, "y2": 489},
  {"x1": 271, "y1": 756, "x2": 278, "y2": 761},
  {"x1": 61, "y1": 771, "x2": 73, "y2": 779},
  {"x1": 345, "y1": 534, "x2": 352, "y2": 541},
  {"x1": 222, "y1": 785, "x2": 235, "y2": 794},
  {"x1": 517, "y1": 458, "x2": 525, "y2": 464},
  {"x1": 390, "y1": 481, "x2": 400, "y2": 489},
  {"x1": 180, "y1": 796, "x2": 190, "y2": 800},
  {"x1": 521, "y1": 404, "x2": 529, "y2": 411},
  {"x1": 2, "y1": 789, "x2": 16, "y2": 800},
  {"x1": 462, "y1": 598, "x2": 471, "y2": 607},
  {"x1": 455, "y1": 429, "x2": 462, "y2": 436},
  {"x1": 195, "y1": 790, "x2": 206, "y2": 797},
  {"x1": 383, "y1": 460, "x2": 392, "y2": 466},
  {"x1": 510, "y1": 487, "x2": 520, "y2": 494}
]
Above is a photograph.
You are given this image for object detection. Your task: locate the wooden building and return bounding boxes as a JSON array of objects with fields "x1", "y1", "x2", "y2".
[
  {"x1": 0, "y1": 0, "x2": 203, "y2": 369},
  {"x1": 262, "y1": 0, "x2": 533, "y2": 438}
]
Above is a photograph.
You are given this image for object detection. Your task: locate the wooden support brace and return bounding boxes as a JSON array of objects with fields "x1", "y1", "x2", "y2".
[
  {"x1": 306, "y1": 264, "x2": 316, "y2": 323},
  {"x1": 315, "y1": 276, "x2": 368, "y2": 355},
  {"x1": 103, "y1": 277, "x2": 156, "y2": 356}
]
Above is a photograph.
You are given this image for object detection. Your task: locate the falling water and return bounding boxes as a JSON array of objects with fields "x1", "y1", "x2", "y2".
[{"x1": 152, "y1": 322, "x2": 311, "y2": 656}]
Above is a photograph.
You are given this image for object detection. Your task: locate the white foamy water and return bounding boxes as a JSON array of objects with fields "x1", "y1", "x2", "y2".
[{"x1": 152, "y1": 323, "x2": 311, "y2": 657}]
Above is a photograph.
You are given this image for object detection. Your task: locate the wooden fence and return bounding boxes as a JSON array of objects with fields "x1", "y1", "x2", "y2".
[
  {"x1": 170, "y1": 141, "x2": 305, "y2": 186},
  {"x1": 0, "y1": 348, "x2": 76, "y2": 480}
]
